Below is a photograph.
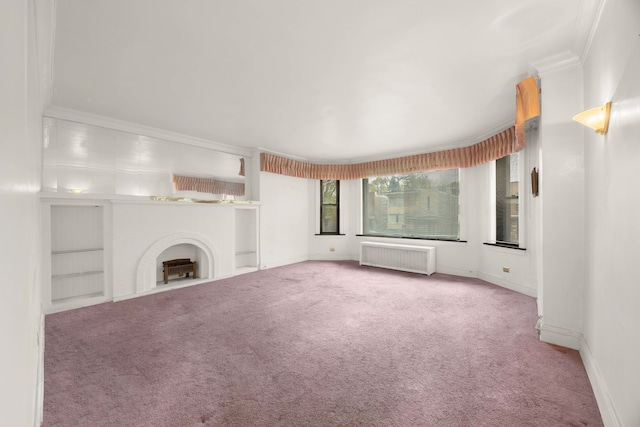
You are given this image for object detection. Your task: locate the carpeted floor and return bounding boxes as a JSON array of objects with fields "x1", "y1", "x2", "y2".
[{"x1": 44, "y1": 261, "x2": 603, "y2": 426}]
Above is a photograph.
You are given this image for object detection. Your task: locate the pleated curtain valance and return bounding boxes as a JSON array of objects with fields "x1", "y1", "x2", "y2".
[
  {"x1": 260, "y1": 76, "x2": 540, "y2": 180},
  {"x1": 261, "y1": 126, "x2": 516, "y2": 180},
  {"x1": 515, "y1": 76, "x2": 541, "y2": 150},
  {"x1": 173, "y1": 175, "x2": 245, "y2": 196}
]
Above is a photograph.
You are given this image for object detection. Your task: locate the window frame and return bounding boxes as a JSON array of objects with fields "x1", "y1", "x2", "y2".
[
  {"x1": 360, "y1": 169, "x2": 461, "y2": 241},
  {"x1": 489, "y1": 152, "x2": 526, "y2": 249},
  {"x1": 319, "y1": 179, "x2": 340, "y2": 235}
]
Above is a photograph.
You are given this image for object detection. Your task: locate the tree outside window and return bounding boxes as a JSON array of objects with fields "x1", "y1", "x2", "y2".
[
  {"x1": 495, "y1": 153, "x2": 519, "y2": 245},
  {"x1": 320, "y1": 180, "x2": 339, "y2": 234},
  {"x1": 362, "y1": 169, "x2": 459, "y2": 240}
]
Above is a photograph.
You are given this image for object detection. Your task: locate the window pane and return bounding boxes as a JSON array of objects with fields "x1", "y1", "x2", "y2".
[
  {"x1": 496, "y1": 153, "x2": 519, "y2": 244},
  {"x1": 363, "y1": 169, "x2": 459, "y2": 240},
  {"x1": 322, "y1": 180, "x2": 337, "y2": 204},
  {"x1": 320, "y1": 180, "x2": 339, "y2": 234},
  {"x1": 321, "y1": 205, "x2": 338, "y2": 233}
]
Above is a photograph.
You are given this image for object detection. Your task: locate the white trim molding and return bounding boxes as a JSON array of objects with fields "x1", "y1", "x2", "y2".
[
  {"x1": 44, "y1": 106, "x2": 253, "y2": 157},
  {"x1": 579, "y1": 336, "x2": 622, "y2": 427},
  {"x1": 531, "y1": 51, "x2": 582, "y2": 77},
  {"x1": 477, "y1": 272, "x2": 537, "y2": 298},
  {"x1": 580, "y1": 0, "x2": 608, "y2": 63},
  {"x1": 538, "y1": 321, "x2": 581, "y2": 350}
]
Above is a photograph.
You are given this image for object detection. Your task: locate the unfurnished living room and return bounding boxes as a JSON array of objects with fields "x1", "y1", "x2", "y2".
[{"x1": 2, "y1": 0, "x2": 639, "y2": 426}]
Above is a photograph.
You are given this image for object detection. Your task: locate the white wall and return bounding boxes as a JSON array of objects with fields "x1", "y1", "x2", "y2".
[
  {"x1": 534, "y1": 56, "x2": 586, "y2": 349},
  {"x1": 42, "y1": 117, "x2": 248, "y2": 198},
  {"x1": 305, "y1": 161, "x2": 537, "y2": 297},
  {"x1": 0, "y1": 0, "x2": 49, "y2": 424},
  {"x1": 112, "y1": 202, "x2": 235, "y2": 298},
  {"x1": 308, "y1": 179, "x2": 353, "y2": 260},
  {"x1": 258, "y1": 172, "x2": 310, "y2": 269},
  {"x1": 474, "y1": 150, "x2": 537, "y2": 297},
  {"x1": 582, "y1": 1, "x2": 640, "y2": 425}
]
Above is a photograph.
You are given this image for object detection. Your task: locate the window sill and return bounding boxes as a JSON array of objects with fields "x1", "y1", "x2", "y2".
[
  {"x1": 315, "y1": 233, "x2": 346, "y2": 236},
  {"x1": 357, "y1": 234, "x2": 466, "y2": 243},
  {"x1": 483, "y1": 242, "x2": 526, "y2": 251}
]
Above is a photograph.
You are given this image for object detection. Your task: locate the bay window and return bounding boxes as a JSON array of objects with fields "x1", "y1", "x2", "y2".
[{"x1": 362, "y1": 169, "x2": 460, "y2": 240}]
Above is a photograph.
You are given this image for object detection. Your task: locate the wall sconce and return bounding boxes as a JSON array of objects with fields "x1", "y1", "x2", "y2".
[{"x1": 573, "y1": 102, "x2": 611, "y2": 135}]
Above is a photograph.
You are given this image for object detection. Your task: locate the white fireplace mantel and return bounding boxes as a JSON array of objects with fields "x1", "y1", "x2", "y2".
[{"x1": 41, "y1": 193, "x2": 260, "y2": 312}]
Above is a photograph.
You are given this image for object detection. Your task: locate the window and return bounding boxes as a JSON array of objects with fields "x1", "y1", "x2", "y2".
[
  {"x1": 495, "y1": 153, "x2": 519, "y2": 245},
  {"x1": 320, "y1": 180, "x2": 339, "y2": 234},
  {"x1": 362, "y1": 169, "x2": 460, "y2": 240}
]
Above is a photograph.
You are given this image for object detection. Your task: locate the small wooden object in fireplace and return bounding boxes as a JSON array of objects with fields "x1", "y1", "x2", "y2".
[{"x1": 162, "y1": 258, "x2": 197, "y2": 284}]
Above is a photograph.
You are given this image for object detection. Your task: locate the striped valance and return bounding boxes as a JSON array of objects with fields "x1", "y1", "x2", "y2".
[
  {"x1": 173, "y1": 175, "x2": 245, "y2": 196},
  {"x1": 261, "y1": 76, "x2": 540, "y2": 180},
  {"x1": 515, "y1": 76, "x2": 541, "y2": 150},
  {"x1": 261, "y1": 126, "x2": 518, "y2": 180}
]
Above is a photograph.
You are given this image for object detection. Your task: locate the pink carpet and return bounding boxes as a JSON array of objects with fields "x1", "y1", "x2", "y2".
[{"x1": 44, "y1": 261, "x2": 603, "y2": 426}]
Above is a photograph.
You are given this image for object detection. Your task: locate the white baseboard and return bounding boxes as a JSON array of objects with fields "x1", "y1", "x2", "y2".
[
  {"x1": 477, "y1": 271, "x2": 537, "y2": 297},
  {"x1": 308, "y1": 252, "x2": 353, "y2": 261},
  {"x1": 579, "y1": 336, "x2": 621, "y2": 427},
  {"x1": 114, "y1": 274, "x2": 234, "y2": 302},
  {"x1": 259, "y1": 255, "x2": 309, "y2": 271},
  {"x1": 45, "y1": 294, "x2": 111, "y2": 314},
  {"x1": 436, "y1": 266, "x2": 477, "y2": 278},
  {"x1": 538, "y1": 323, "x2": 581, "y2": 350},
  {"x1": 34, "y1": 311, "x2": 45, "y2": 427}
]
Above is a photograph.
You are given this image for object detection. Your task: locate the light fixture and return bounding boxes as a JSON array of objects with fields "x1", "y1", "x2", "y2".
[
  {"x1": 70, "y1": 188, "x2": 85, "y2": 194},
  {"x1": 573, "y1": 102, "x2": 611, "y2": 135}
]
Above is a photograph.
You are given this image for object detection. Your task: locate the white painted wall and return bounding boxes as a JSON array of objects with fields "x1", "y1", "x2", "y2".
[
  {"x1": 581, "y1": 1, "x2": 640, "y2": 425},
  {"x1": 533, "y1": 56, "x2": 586, "y2": 349},
  {"x1": 258, "y1": 172, "x2": 310, "y2": 269},
  {"x1": 305, "y1": 157, "x2": 537, "y2": 297},
  {"x1": 308, "y1": 179, "x2": 353, "y2": 260},
  {"x1": 112, "y1": 202, "x2": 235, "y2": 298},
  {"x1": 0, "y1": 0, "x2": 50, "y2": 424},
  {"x1": 43, "y1": 117, "x2": 247, "y2": 198}
]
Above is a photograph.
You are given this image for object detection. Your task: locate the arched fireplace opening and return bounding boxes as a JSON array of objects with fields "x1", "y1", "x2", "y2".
[
  {"x1": 136, "y1": 233, "x2": 218, "y2": 294},
  {"x1": 156, "y1": 244, "x2": 203, "y2": 285}
]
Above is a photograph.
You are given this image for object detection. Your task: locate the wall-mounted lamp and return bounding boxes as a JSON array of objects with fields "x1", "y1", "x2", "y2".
[{"x1": 572, "y1": 102, "x2": 611, "y2": 135}]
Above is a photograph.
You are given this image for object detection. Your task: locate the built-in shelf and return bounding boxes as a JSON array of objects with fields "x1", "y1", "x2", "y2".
[
  {"x1": 47, "y1": 204, "x2": 107, "y2": 309},
  {"x1": 51, "y1": 292, "x2": 104, "y2": 305},
  {"x1": 235, "y1": 250, "x2": 256, "y2": 256},
  {"x1": 235, "y1": 266, "x2": 259, "y2": 275},
  {"x1": 52, "y1": 248, "x2": 103, "y2": 255},
  {"x1": 235, "y1": 207, "x2": 259, "y2": 273},
  {"x1": 52, "y1": 271, "x2": 103, "y2": 280}
]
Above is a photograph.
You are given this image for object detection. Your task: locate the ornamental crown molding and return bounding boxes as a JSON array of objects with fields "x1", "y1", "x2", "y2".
[
  {"x1": 44, "y1": 106, "x2": 253, "y2": 158},
  {"x1": 531, "y1": 51, "x2": 582, "y2": 77}
]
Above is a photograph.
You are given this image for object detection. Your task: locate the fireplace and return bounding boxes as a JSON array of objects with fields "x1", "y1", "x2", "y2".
[
  {"x1": 162, "y1": 258, "x2": 197, "y2": 284},
  {"x1": 136, "y1": 232, "x2": 218, "y2": 294}
]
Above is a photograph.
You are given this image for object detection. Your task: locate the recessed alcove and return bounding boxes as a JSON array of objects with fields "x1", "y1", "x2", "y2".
[
  {"x1": 42, "y1": 194, "x2": 257, "y2": 311},
  {"x1": 156, "y1": 243, "x2": 204, "y2": 286},
  {"x1": 136, "y1": 232, "x2": 217, "y2": 294}
]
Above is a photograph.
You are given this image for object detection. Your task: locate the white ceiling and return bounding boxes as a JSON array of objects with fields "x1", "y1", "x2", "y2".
[{"x1": 51, "y1": 0, "x2": 601, "y2": 162}]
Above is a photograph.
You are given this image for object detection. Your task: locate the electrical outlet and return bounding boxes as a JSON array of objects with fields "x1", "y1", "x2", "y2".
[
  {"x1": 329, "y1": 247, "x2": 335, "y2": 252},
  {"x1": 503, "y1": 266, "x2": 510, "y2": 273}
]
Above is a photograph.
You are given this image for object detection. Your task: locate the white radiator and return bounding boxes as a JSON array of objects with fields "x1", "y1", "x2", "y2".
[{"x1": 359, "y1": 242, "x2": 436, "y2": 275}]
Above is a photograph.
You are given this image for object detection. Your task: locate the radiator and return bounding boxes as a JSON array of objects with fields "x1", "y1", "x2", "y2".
[{"x1": 359, "y1": 242, "x2": 436, "y2": 275}]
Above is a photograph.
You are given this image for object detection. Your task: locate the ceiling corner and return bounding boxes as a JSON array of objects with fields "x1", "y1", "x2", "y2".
[{"x1": 572, "y1": 0, "x2": 608, "y2": 63}]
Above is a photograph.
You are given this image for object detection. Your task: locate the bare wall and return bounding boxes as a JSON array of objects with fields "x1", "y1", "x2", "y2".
[{"x1": 582, "y1": 0, "x2": 640, "y2": 425}]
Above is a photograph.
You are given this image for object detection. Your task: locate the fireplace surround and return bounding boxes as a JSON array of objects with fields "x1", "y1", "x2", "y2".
[
  {"x1": 136, "y1": 232, "x2": 216, "y2": 294},
  {"x1": 41, "y1": 194, "x2": 259, "y2": 312}
]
